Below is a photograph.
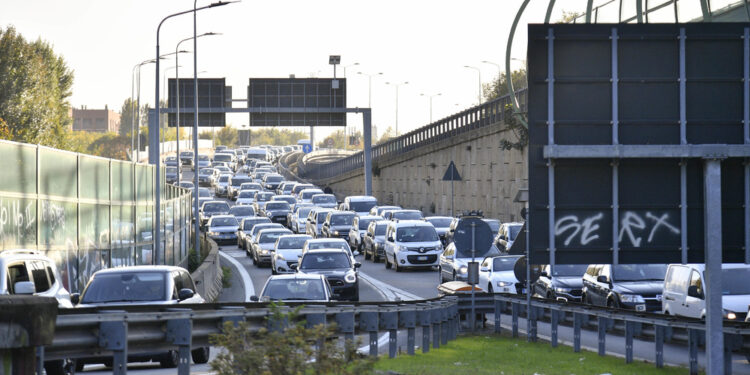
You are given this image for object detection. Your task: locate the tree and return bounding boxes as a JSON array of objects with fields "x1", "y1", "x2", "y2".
[
  {"x1": 482, "y1": 68, "x2": 527, "y2": 102},
  {"x1": 216, "y1": 126, "x2": 238, "y2": 147},
  {"x1": 118, "y1": 98, "x2": 142, "y2": 138},
  {"x1": 375, "y1": 126, "x2": 397, "y2": 144},
  {"x1": 559, "y1": 10, "x2": 583, "y2": 23},
  {"x1": 0, "y1": 26, "x2": 74, "y2": 148}
]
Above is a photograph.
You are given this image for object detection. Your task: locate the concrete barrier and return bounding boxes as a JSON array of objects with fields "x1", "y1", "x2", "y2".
[{"x1": 191, "y1": 238, "x2": 223, "y2": 303}]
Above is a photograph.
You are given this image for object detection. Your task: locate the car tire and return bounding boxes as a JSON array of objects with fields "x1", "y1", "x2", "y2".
[
  {"x1": 364, "y1": 248, "x2": 371, "y2": 260},
  {"x1": 385, "y1": 254, "x2": 392, "y2": 269},
  {"x1": 75, "y1": 360, "x2": 85, "y2": 372},
  {"x1": 487, "y1": 284, "x2": 494, "y2": 294},
  {"x1": 43, "y1": 360, "x2": 66, "y2": 375},
  {"x1": 103, "y1": 359, "x2": 113, "y2": 368},
  {"x1": 160, "y1": 350, "x2": 179, "y2": 368},
  {"x1": 251, "y1": 252, "x2": 257, "y2": 266},
  {"x1": 394, "y1": 260, "x2": 402, "y2": 272},
  {"x1": 191, "y1": 347, "x2": 210, "y2": 364},
  {"x1": 607, "y1": 298, "x2": 618, "y2": 309}
]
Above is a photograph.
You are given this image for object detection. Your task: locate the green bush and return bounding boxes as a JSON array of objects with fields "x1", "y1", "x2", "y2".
[
  {"x1": 221, "y1": 266, "x2": 232, "y2": 288},
  {"x1": 210, "y1": 303, "x2": 375, "y2": 375}
]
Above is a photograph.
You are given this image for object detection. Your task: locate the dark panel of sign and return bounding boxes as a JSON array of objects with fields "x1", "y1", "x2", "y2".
[
  {"x1": 167, "y1": 78, "x2": 228, "y2": 127},
  {"x1": 452, "y1": 217, "x2": 493, "y2": 258},
  {"x1": 527, "y1": 23, "x2": 749, "y2": 265},
  {"x1": 247, "y1": 78, "x2": 346, "y2": 126}
]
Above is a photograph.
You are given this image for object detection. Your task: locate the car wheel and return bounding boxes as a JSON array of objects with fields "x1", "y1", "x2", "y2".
[
  {"x1": 103, "y1": 359, "x2": 113, "y2": 368},
  {"x1": 487, "y1": 284, "x2": 494, "y2": 294},
  {"x1": 251, "y1": 251, "x2": 257, "y2": 266},
  {"x1": 546, "y1": 292, "x2": 554, "y2": 300},
  {"x1": 607, "y1": 298, "x2": 618, "y2": 309},
  {"x1": 75, "y1": 360, "x2": 84, "y2": 372},
  {"x1": 160, "y1": 350, "x2": 179, "y2": 368},
  {"x1": 385, "y1": 254, "x2": 392, "y2": 269},
  {"x1": 43, "y1": 359, "x2": 66, "y2": 375},
  {"x1": 394, "y1": 260, "x2": 402, "y2": 272},
  {"x1": 364, "y1": 248, "x2": 371, "y2": 260},
  {"x1": 191, "y1": 347, "x2": 210, "y2": 364}
]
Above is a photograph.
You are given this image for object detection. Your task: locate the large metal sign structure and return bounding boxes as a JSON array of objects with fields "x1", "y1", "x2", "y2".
[
  {"x1": 247, "y1": 78, "x2": 347, "y2": 127},
  {"x1": 527, "y1": 23, "x2": 750, "y2": 373},
  {"x1": 167, "y1": 78, "x2": 230, "y2": 127}
]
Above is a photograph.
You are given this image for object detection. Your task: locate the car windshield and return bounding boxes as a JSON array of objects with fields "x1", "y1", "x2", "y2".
[
  {"x1": 508, "y1": 225, "x2": 523, "y2": 240},
  {"x1": 302, "y1": 191, "x2": 322, "y2": 199},
  {"x1": 243, "y1": 218, "x2": 270, "y2": 230},
  {"x1": 297, "y1": 207, "x2": 313, "y2": 218},
  {"x1": 180, "y1": 152, "x2": 193, "y2": 158},
  {"x1": 427, "y1": 218, "x2": 452, "y2": 228},
  {"x1": 396, "y1": 226, "x2": 438, "y2": 242},
  {"x1": 266, "y1": 202, "x2": 290, "y2": 210},
  {"x1": 81, "y1": 272, "x2": 166, "y2": 303},
  {"x1": 278, "y1": 237, "x2": 308, "y2": 249},
  {"x1": 203, "y1": 203, "x2": 229, "y2": 212},
  {"x1": 393, "y1": 211, "x2": 423, "y2": 221},
  {"x1": 198, "y1": 189, "x2": 211, "y2": 197},
  {"x1": 374, "y1": 224, "x2": 387, "y2": 236},
  {"x1": 242, "y1": 183, "x2": 262, "y2": 190},
  {"x1": 350, "y1": 201, "x2": 377, "y2": 212},
  {"x1": 214, "y1": 154, "x2": 232, "y2": 162},
  {"x1": 266, "y1": 176, "x2": 283, "y2": 183},
  {"x1": 199, "y1": 168, "x2": 213, "y2": 175},
  {"x1": 232, "y1": 178, "x2": 251, "y2": 187},
  {"x1": 308, "y1": 241, "x2": 349, "y2": 251},
  {"x1": 493, "y1": 256, "x2": 521, "y2": 271},
  {"x1": 262, "y1": 279, "x2": 326, "y2": 301},
  {"x1": 275, "y1": 197, "x2": 295, "y2": 204},
  {"x1": 552, "y1": 264, "x2": 589, "y2": 277},
  {"x1": 315, "y1": 211, "x2": 330, "y2": 221},
  {"x1": 312, "y1": 195, "x2": 336, "y2": 204},
  {"x1": 259, "y1": 231, "x2": 287, "y2": 243},
  {"x1": 211, "y1": 217, "x2": 238, "y2": 227},
  {"x1": 218, "y1": 175, "x2": 230, "y2": 183},
  {"x1": 613, "y1": 264, "x2": 668, "y2": 281},
  {"x1": 721, "y1": 268, "x2": 750, "y2": 295},
  {"x1": 300, "y1": 253, "x2": 351, "y2": 270},
  {"x1": 230, "y1": 206, "x2": 254, "y2": 217},
  {"x1": 294, "y1": 185, "x2": 313, "y2": 194},
  {"x1": 199, "y1": 155, "x2": 209, "y2": 161},
  {"x1": 330, "y1": 214, "x2": 354, "y2": 226},
  {"x1": 359, "y1": 218, "x2": 378, "y2": 230},
  {"x1": 239, "y1": 191, "x2": 256, "y2": 198},
  {"x1": 252, "y1": 225, "x2": 280, "y2": 236},
  {"x1": 166, "y1": 167, "x2": 177, "y2": 174},
  {"x1": 257, "y1": 193, "x2": 273, "y2": 202}
]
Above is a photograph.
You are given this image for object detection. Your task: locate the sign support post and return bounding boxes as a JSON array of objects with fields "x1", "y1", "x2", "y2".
[{"x1": 704, "y1": 158, "x2": 724, "y2": 375}]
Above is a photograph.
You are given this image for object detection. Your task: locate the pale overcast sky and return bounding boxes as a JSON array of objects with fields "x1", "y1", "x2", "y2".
[{"x1": 0, "y1": 0, "x2": 716, "y2": 141}]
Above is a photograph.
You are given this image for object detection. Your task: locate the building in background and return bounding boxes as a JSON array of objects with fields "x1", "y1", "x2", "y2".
[{"x1": 70, "y1": 105, "x2": 120, "y2": 133}]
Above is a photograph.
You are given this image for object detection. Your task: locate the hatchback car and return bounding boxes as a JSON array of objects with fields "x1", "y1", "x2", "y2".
[
  {"x1": 305, "y1": 208, "x2": 335, "y2": 238},
  {"x1": 311, "y1": 193, "x2": 338, "y2": 209},
  {"x1": 199, "y1": 201, "x2": 230, "y2": 227},
  {"x1": 296, "y1": 249, "x2": 360, "y2": 301},
  {"x1": 250, "y1": 228, "x2": 292, "y2": 267},
  {"x1": 321, "y1": 211, "x2": 356, "y2": 241},
  {"x1": 238, "y1": 217, "x2": 272, "y2": 252},
  {"x1": 261, "y1": 201, "x2": 292, "y2": 225},
  {"x1": 236, "y1": 189, "x2": 260, "y2": 206},
  {"x1": 362, "y1": 220, "x2": 389, "y2": 262},
  {"x1": 206, "y1": 215, "x2": 240, "y2": 245},
  {"x1": 271, "y1": 234, "x2": 312, "y2": 274},
  {"x1": 582, "y1": 264, "x2": 667, "y2": 312},
  {"x1": 534, "y1": 264, "x2": 588, "y2": 302},
  {"x1": 478, "y1": 255, "x2": 522, "y2": 294},
  {"x1": 348, "y1": 215, "x2": 382, "y2": 252},
  {"x1": 229, "y1": 205, "x2": 256, "y2": 224},
  {"x1": 254, "y1": 274, "x2": 332, "y2": 302}
]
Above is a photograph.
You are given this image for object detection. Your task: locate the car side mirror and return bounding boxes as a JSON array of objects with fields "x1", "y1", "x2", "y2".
[
  {"x1": 596, "y1": 275, "x2": 609, "y2": 284},
  {"x1": 249, "y1": 295, "x2": 259, "y2": 302},
  {"x1": 480, "y1": 266, "x2": 490, "y2": 273},
  {"x1": 14, "y1": 281, "x2": 35, "y2": 295},
  {"x1": 70, "y1": 293, "x2": 80, "y2": 305},
  {"x1": 178, "y1": 288, "x2": 195, "y2": 301},
  {"x1": 354, "y1": 262, "x2": 362, "y2": 268},
  {"x1": 687, "y1": 285, "x2": 704, "y2": 299},
  {"x1": 290, "y1": 264, "x2": 298, "y2": 271},
  {"x1": 540, "y1": 271, "x2": 549, "y2": 277}
]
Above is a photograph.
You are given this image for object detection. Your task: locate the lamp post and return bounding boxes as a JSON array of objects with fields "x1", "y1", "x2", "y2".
[
  {"x1": 132, "y1": 59, "x2": 156, "y2": 161},
  {"x1": 464, "y1": 65, "x2": 482, "y2": 105},
  {"x1": 385, "y1": 81, "x2": 408, "y2": 135},
  {"x1": 420, "y1": 92, "x2": 441, "y2": 123},
  {"x1": 162, "y1": 65, "x2": 182, "y2": 145},
  {"x1": 154, "y1": 1, "x2": 231, "y2": 265},
  {"x1": 343, "y1": 62, "x2": 359, "y2": 77},
  {"x1": 174, "y1": 33, "x2": 219, "y2": 186},
  {"x1": 357, "y1": 71, "x2": 383, "y2": 109}
]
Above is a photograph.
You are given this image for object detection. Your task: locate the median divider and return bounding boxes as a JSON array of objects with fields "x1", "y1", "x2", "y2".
[{"x1": 191, "y1": 237, "x2": 222, "y2": 303}]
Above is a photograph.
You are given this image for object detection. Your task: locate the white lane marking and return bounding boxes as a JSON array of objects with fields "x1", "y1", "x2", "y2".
[
  {"x1": 219, "y1": 251, "x2": 255, "y2": 301},
  {"x1": 222, "y1": 249, "x2": 246, "y2": 257},
  {"x1": 358, "y1": 272, "x2": 423, "y2": 301}
]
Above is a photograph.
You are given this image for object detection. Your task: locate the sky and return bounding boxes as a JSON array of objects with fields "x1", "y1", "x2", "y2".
[{"x1": 0, "y1": 0, "x2": 720, "y2": 142}]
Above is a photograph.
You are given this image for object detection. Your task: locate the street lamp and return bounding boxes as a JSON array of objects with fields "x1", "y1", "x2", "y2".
[
  {"x1": 343, "y1": 62, "x2": 359, "y2": 77},
  {"x1": 357, "y1": 71, "x2": 383, "y2": 108},
  {"x1": 174, "y1": 32, "x2": 220, "y2": 185},
  {"x1": 154, "y1": 1, "x2": 232, "y2": 265},
  {"x1": 385, "y1": 81, "x2": 408, "y2": 135},
  {"x1": 162, "y1": 64, "x2": 182, "y2": 145},
  {"x1": 131, "y1": 59, "x2": 156, "y2": 162},
  {"x1": 464, "y1": 65, "x2": 482, "y2": 105},
  {"x1": 420, "y1": 92, "x2": 442, "y2": 123}
]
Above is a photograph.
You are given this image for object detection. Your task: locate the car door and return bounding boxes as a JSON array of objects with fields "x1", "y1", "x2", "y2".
[
  {"x1": 535, "y1": 265, "x2": 551, "y2": 297},
  {"x1": 349, "y1": 217, "x2": 359, "y2": 248},
  {"x1": 439, "y1": 246, "x2": 454, "y2": 280},
  {"x1": 384, "y1": 227, "x2": 395, "y2": 261},
  {"x1": 592, "y1": 265, "x2": 610, "y2": 306},
  {"x1": 683, "y1": 270, "x2": 705, "y2": 318},
  {"x1": 478, "y1": 257, "x2": 492, "y2": 290}
]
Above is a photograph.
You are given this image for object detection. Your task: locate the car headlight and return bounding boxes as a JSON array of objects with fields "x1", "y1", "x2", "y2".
[
  {"x1": 554, "y1": 287, "x2": 572, "y2": 293},
  {"x1": 497, "y1": 281, "x2": 513, "y2": 287},
  {"x1": 266, "y1": 212, "x2": 272, "y2": 217},
  {"x1": 458, "y1": 266, "x2": 468, "y2": 275},
  {"x1": 261, "y1": 249, "x2": 269, "y2": 255},
  {"x1": 619, "y1": 294, "x2": 645, "y2": 303},
  {"x1": 725, "y1": 310, "x2": 737, "y2": 320},
  {"x1": 344, "y1": 271, "x2": 357, "y2": 283},
  {"x1": 333, "y1": 230, "x2": 340, "y2": 235},
  {"x1": 207, "y1": 231, "x2": 219, "y2": 236}
]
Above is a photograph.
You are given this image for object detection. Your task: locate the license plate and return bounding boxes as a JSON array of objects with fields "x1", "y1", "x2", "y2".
[
  {"x1": 417, "y1": 256, "x2": 427, "y2": 261},
  {"x1": 635, "y1": 304, "x2": 646, "y2": 312},
  {"x1": 520, "y1": 288, "x2": 527, "y2": 294}
]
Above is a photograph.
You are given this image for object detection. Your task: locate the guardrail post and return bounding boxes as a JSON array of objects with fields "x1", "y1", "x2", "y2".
[
  {"x1": 417, "y1": 304, "x2": 431, "y2": 353},
  {"x1": 440, "y1": 304, "x2": 449, "y2": 346},
  {"x1": 597, "y1": 317, "x2": 607, "y2": 356},
  {"x1": 335, "y1": 309, "x2": 355, "y2": 348},
  {"x1": 359, "y1": 311, "x2": 379, "y2": 357},
  {"x1": 573, "y1": 312, "x2": 582, "y2": 353},
  {"x1": 688, "y1": 329, "x2": 699, "y2": 375},
  {"x1": 625, "y1": 321, "x2": 634, "y2": 363},
  {"x1": 166, "y1": 317, "x2": 192, "y2": 375},
  {"x1": 494, "y1": 298, "x2": 503, "y2": 334},
  {"x1": 511, "y1": 302, "x2": 519, "y2": 338},
  {"x1": 725, "y1": 333, "x2": 742, "y2": 375},
  {"x1": 305, "y1": 308, "x2": 327, "y2": 355},
  {"x1": 655, "y1": 325, "x2": 664, "y2": 368},
  {"x1": 380, "y1": 308, "x2": 398, "y2": 358},
  {"x1": 529, "y1": 306, "x2": 538, "y2": 342},
  {"x1": 431, "y1": 305, "x2": 441, "y2": 349},
  {"x1": 550, "y1": 309, "x2": 558, "y2": 348},
  {"x1": 399, "y1": 308, "x2": 417, "y2": 356},
  {"x1": 35, "y1": 346, "x2": 44, "y2": 375},
  {"x1": 450, "y1": 301, "x2": 459, "y2": 340},
  {"x1": 99, "y1": 321, "x2": 128, "y2": 375}
]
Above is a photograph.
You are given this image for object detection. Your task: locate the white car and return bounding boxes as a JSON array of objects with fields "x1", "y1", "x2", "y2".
[
  {"x1": 305, "y1": 208, "x2": 334, "y2": 238},
  {"x1": 302, "y1": 238, "x2": 356, "y2": 264},
  {"x1": 250, "y1": 227, "x2": 292, "y2": 267},
  {"x1": 271, "y1": 234, "x2": 312, "y2": 274},
  {"x1": 215, "y1": 173, "x2": 232, "y2": 197},
  {"x1": 254, "y1": 274, "x2": 333, "y2": 302},
  {"x1": 310, "y1": 193, "x2": 338, "y2": 209},
  {"x1": 0, "y1": 249, "x2": 72, "y2": 308},
  {"x1": 383, "y1": 220, "x2": 442, "y2": 272},
  {"x1": 663, "y1": 263, "x2": 750, "y2": 321},
  {"x1": 347, "y1": 215, "x2": 382, "y2": 252},
  {"x1": 478, "y1": 255, "x2": 522, "y2": 294},
  {"x1": 291, "y1": 206, "x2": 314, "y2": 234},
  {"x1": 341, "y1": 195, "x2": 378, "y2": 216},
  {"x1": 236, "y1": 189, "x2": 260, "y2": 205},
  {"x1": 298, "y1": 188, "x2": 325, "y2": 203},
  {"x1": 206, "y1": 215, "x2": 239, "y2": 245}
]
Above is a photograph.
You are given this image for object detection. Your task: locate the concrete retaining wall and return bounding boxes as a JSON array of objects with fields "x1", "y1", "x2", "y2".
[
  {"x1": 314, "y1": 122, "x2": 528, "y2": 222},
  {"x1": 191, "y1": 238, "x2": 222, "y2": 303}
]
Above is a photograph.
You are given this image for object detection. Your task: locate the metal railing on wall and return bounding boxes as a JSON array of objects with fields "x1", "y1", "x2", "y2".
[
  {"x1": 301, "y1": 89, "x2": 528, "y2": 181},
  {"x1": 0, "y1": 139, "x2": 193, "y2": 293}
]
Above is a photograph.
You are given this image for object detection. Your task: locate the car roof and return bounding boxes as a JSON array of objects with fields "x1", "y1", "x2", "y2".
[
  {"x1": 210, "y1": 215, "x2": 236, "y2": 220},
  {"x1": 0, "y1": 249, "x2": 55, "y2": 263},
  {"x1": 346, "y1": 196, "x2": 376, "y2": 201},
  {"x1": 389, "y1": 220, "x2": 432, "y2": 227},
  {"x1": 306, "y1": 238, "x2": 347, "y2": 243},
  {"x1": 92, "y1": 265, "x2": 185, "y2": 275},
  {"x1": 278, "y1": 234, "x2": 312, "y2": 239},
  {"x1": 303, "y1": 249, "x2": 349, "y2": 255},
  {"x1": 357, "y1": 215, "x2": 382, "y2": 221},
  {"x1": 203, "y1": 200, "x2": 229, "y2": 206},
  {"x1": 265, "y1": 273, "x2": 325, "y2": 281},
  {"x1": 426, "y1": 216, "x2": 453, "y2": 221}
]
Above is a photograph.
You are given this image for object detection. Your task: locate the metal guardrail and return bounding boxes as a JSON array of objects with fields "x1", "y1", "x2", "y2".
[
  {"x1": 38, "y1": 292, "x2": 750, "y2": 375},
  {"x1": 301, "y1": 89, "x2": 527, "y2": 181}
]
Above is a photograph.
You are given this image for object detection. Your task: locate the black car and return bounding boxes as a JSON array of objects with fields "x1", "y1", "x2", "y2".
[
  {"x1": 581, "y1": 264, "x2": 667, "y2": 312},
  {"x1": 261, "y1": 201, "x2": 291, "y2": 225},
  {"x1": 534, "y1": 264, "x2": 588, "y2": 302},
  {"x1": 321, "y1": 211, "x2": 356, "y2": 241},
  {"x1": 199, "y1": 201, "x2": 230, "y2": 228},
  {"x1": 295, "y1": 249, "x2": 360, "y2": 301}
]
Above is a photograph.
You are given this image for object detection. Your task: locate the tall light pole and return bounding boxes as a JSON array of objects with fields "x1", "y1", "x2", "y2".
[
  {"x1": 357, "y1": 71, "x2": 383, "y2": 108},
  {"x1": 162, "y1": 65, "x2": 182, "y2": 145},
  {"x1": 132, "y1": 59, "x2": 156, "y2": 161},
  {"x1": 464, "y1": 65, "x2": 482, "y2": 105},
  {"x1": 343, "y1": 62, "x2": 359, "y2": 77},
  {"x1": 174, "y1": 32, "x2": 219, "y2": 185},
  {"x1": 155, "y1": 1, "x2": 230, "y2": 265},
  {"x1": 420, "y1": 92, "x2": 441, "y2": 123},
  {"x1": 385, "y1": 81, "x2": 408, "y2": 135}
]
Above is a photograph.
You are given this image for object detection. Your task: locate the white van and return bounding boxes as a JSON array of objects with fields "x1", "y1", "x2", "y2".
[
  {"x1": 342, "y1": 196, "x2": 378, "y2": 216},
  {"x1": 662, "y1": 263, "x2": 750, "y2": 321}
]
